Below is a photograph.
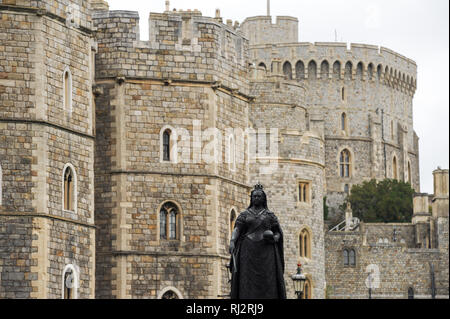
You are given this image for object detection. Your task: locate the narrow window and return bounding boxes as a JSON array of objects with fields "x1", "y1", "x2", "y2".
[
  {"x1": 63, "y1": 68, "x2": 72, "y2": 112},
  {"x1": 298, "y1": 182, "x2": 311, "y2": 204},
  {"x1": 63, "y1": 166, "x2": 74, "y2": 211},
  {"x1": 341, "y1": 87, "x2": 345, "y2": 101},
  {"x1": 283, "y1": 61, "x2": 292, "y2": 80},
  {"x1": 333, "y1": 61, "x2": 341, "y2": 80},
  {"x1": 408, "y1": 287, "x2": 414, "y2": 299},
  {"x1": 356, "y1": 62, "x2": 363, "y2": 80},
  {"x1": 64, "y1": 269, "x2": 73, "y2": 299},
  {"x1": 343, "y1": 249, "x2": 349, "y2": 266},
  {"x1": 407, "y1": 162, "x2": 412, "y2": 184},
  {"x1": 391, "y1": 121, "x2": 394, "y2": 141},
  {"x1": 308, "y1": 61, "x2": 317, "y2": 79},
  {"x1": 349, "y1": 249, "x2": 356, "y2": 266},
  {"x1": 345, "y1": 62, "x2": 352, "y2": 80},
  {"x1": 160, "y1": 202, "x2": 180, "y2": 241},
  {"x1": 393, "y1": 156, "x2": 398, "y2": 180},
  {"x1": 321, "y1": 60, "x2": 329, "y2": 78},
  {"x1": 295, "y1": 61, "x2": 305, "y2": 80},
  {"x1": 299, "y1": 229, "x2": 312, "y2": 259},
  {"x1": 163, "y1": 130, "x2": 171, "y2": 161},
  {"x1": 303, "y1": 279, "x2": 312, "y2": 299},
  {"x1": 340, "y1": 149, "x2": 351, "y2": 178},
  {"x1": 367, "y1": 64, "x2": 374, "y2": 80},
  {"x1": 341, "y1": 113, "x2": 347, "y2": 131}
]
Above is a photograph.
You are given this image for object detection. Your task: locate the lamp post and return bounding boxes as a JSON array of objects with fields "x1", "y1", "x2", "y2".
[{"x1": 291, "y1": 263, "x2": 307, "y2": 299}]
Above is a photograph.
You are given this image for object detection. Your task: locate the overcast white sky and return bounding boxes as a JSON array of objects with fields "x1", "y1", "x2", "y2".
[{"x1": 106, "y1": 0, "x2": 449, "y2": 195}]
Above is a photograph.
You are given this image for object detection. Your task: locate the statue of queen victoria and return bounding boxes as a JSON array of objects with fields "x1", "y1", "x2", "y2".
[{"x1": 229, "y1": 183, "x2": 286, "y2": 299}]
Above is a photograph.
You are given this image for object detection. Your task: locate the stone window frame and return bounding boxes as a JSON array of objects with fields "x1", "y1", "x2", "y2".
[
  {"x1": 157, "y1": 286, "x2": 184, "y2": 299},
  {"x1": 298, "y1": 226, "x2": 313, "y2": 260},
  {"x1": 63, "y1": 66, "x2": 73, "y2": 114},
  {"x1": 392, "y1": 154, "x2": 398, "y2": 180},
  {"x1": 160, "y1": 125, "x2": 178, "y2": 163},
  {"x1": 157, "y1": 200, "x2": 183, "y2": 243},
  {"x1": 283, "y1": 61, "x2": 293, "y2": 80},
  {"x1": 297, "y1": 180, "x2": 312, "y2": 205},
  {"x1": 302, "y1": 275, "x2": 313, "y2": 299},
  {"x1": 62, "y1": 264, "x2": 79, "y2": 299},
  {"x1": 343, "y1": 248, "x2": 356, "y2": 267},
  {"x1": 62, "y1": 163, "x2": 77, "y2": 214},
  {"x1": 341, "y1": 112, "x2": 348, "y2": 134},
  {"x1": 338, "y1": 147, "x2": 353, "y2": 179},
  {"x1": 407, "y1": 159, "x2": 412, "y2": 185}
]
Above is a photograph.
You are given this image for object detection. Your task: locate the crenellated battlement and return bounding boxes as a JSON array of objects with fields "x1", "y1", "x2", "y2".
[
  {"x1": 241, "y1": 15, "x2": 299, "y2": 45},
  {"x1": 249, "y1": 41, "x2": 417, "y2": 96},
  {"x1": 93, "y1": 8, "x2": 249, "y2": 95}
]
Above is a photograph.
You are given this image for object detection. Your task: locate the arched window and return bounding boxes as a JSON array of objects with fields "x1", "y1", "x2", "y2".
[
  {"x1": 163, "y1": 129, "x2": 171, "y2": 162},
  {"x1": 341, "y1": 113, "x2": 347, "y2": 131},
  {"x1": 63, "y1": 165, "x2": 76, "y2": 212},
  {"x1": 63, "y1": 67, "x2": 72, "y2": 112},
  {"x1": 303, "y1": 278, "x2": 312, "y2": 299},
  {"x1": 62, "y1": 264, "x2": 78, "y2": 299},
  {"x1": 299, "y1": 228, "x2": 312, "y2": 259},
  {"x1": 283, "y1": 61, "x2": 292, "y2": 80},
  {"x1": 391, "y1": 121, "x2": 394, "y2": 141},
  {"x1": 258, "y1": 62, "x2": 267, "y2": 71},
  {"x1": 408, "y1": 287, "x2": 414, "y2": 299},
  {"x1": 349, "y1": 249, "x2": 356, "y2": 266},
  {"x1": 367, "y1": 64, "x2": 374, "y2": 80},
  {"x1": 377, "y1": 64, "x2": 383, "y2": 81},
  {"x1": 343, "y1": 249, "x2": 349, "y2": 265},
  {"x1": 160, "y1": 202, "x2": 180, "y2": 240},
  {"x1": 333, "y1": 61, "x2": 341, "y2": 79},
  {"x1": 393, "y1": 156, "x2": 398, "y2": 180},
  {"x1": 356, "y1": 62, "x2": 363, "y2": 80},
  {"x1": 308, "y1": 61, "x2": 317, "y2": 79},
  {"x1": 321, "y1": 60, "x2": 329, "y2": 78},
  {"x1": 340, "y1": 149, "x2": 351, "y2": 178},
  {"x1": 344, "y1": 62, "x2": 352, "y2": 80},
  {"x1": 295, "y1": 61, "x2": 305, "y2": 80},
  {"x1": 161, "y1": 290, "x2": 179, "y2": 299},
  {"x1": 407, "y1": 161, "x2": 412, "y2": 184}
]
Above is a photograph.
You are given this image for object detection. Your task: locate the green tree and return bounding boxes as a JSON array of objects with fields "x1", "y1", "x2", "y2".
[{"x1": 346, "y1": 179, "x2": 414, "y2": 223}]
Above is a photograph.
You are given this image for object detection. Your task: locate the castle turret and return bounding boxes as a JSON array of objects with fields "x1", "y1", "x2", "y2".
[{"x1": 0, "y1": 0, "x2": 96, "y2": 299}]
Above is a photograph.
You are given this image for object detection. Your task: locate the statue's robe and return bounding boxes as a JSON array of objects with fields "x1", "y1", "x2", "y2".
[{"x1": 230, "y1": 208, "x2": 286, "y2": 299}]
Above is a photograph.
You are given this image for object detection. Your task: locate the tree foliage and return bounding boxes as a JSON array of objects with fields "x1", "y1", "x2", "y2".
[{"x1": 345, "y1": 179, "x2": 414, "y2": 223}]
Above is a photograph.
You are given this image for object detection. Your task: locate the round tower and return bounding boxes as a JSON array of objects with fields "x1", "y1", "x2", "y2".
[{"x1": 249, "y1": 68, "x2": 326, "y2": 299}]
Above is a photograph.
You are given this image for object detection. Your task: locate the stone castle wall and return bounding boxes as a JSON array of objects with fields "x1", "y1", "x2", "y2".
[
  {"x1": 242, "y1": 31, "x2": 420, "y2": 217},
  {"x1": 0, "y1": 0, "x2": 95, "y2": 298},
  {"x1": 93, "y1": 8, "x2": 251, "y2": 298}
]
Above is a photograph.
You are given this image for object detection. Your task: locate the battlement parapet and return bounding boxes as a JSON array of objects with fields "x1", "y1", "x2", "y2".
[
  {"x1": 93, "y1": 9, "x2": 249, "y2": 94},
  {"x1": 249, "y1": 41, "x2": 417, "y2": 96},
  {"x1": 240, "y1": 15, "x2": 299, "y2": 45},
  {"x1": 0, "y1": 0, "x2": 93, "y2": 30}
]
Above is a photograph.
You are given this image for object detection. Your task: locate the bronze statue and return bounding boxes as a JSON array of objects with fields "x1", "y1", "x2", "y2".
[{"x1": 229, "y1": 183, "x2": 286, "y2": 299}]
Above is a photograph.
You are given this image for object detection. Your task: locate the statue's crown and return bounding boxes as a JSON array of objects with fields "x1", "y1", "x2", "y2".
[{"x1": 254, "y1": 183, "x2": 264, "y2": 191}]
